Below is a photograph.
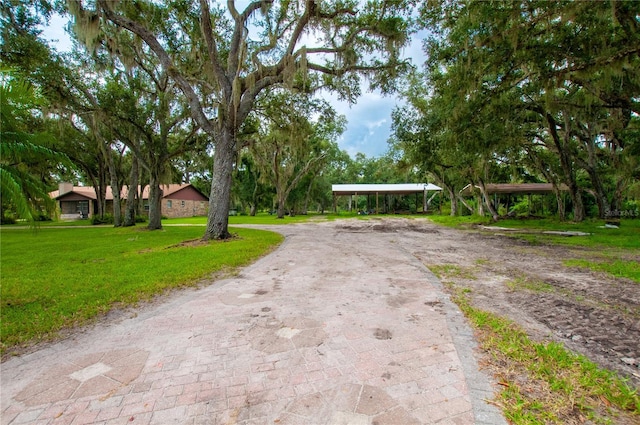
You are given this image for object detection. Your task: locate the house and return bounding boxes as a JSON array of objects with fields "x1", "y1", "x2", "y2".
[{"x1": 49, "y1": 183, "x2": 209, "y2": 220}]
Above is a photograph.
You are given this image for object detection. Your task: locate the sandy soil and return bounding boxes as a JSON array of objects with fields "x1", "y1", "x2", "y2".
[{"x1": 336, "y1": 217, "x2": 640, "y2": 388}]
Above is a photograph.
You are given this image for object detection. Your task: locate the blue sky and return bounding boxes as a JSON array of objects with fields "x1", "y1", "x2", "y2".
[
  {"x1": 42, "y1": 12, "x2": 427, "y2": 159},
  {"x1": 327, "y1": 33, "x2": 428, "y2": 159}
]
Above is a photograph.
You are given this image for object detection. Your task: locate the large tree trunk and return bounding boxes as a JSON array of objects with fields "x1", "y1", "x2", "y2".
[
  {"x1": 276, "y1": 194, "x2": 287, "y2": 219},
  {"x1": 552, "y1": 184, "x2": 566, "y2": 221},
  {"x1": 550, "y1": 113, "x2": 585, "y2": 221},
  {"x1": 447, "y1": 186, "x2": 458, "y2": 216},
  {"x1": 303, "y1": 179, "x2": 314, "y2": 214},
  {"x1": 477, "y1": 179, "x2": 499, "y2": 221},
  {"x1": 147, "y1": 173, "x2": 163, "y2": 230},
  {"x1": 249, "y1": 175, "x2": 259, "y2": 216},
  {"x1": 585, "y1": 167, "x2": 609, "y2": 219},
  {"x1": 612, "y1": 176, "x2": 629, "y2": 213},
  {"x1": 104, "y1": 146, "x2": 122, "y2": 227},
  {"x1": 124, "y1": 156, "x2": 139, "y2": 226},
  {"x1": 578, "y1": 134, "x2": 610, "y2": 219},
  {"x1": 528, "y1": 106, "x2": 585, "y2": 221},
  {"x1": 567, "y1": 179, "x2": 585, "y2": 222},
  {"x1": 204, "y1": 129, "x2": 234, "y2": 240},
  {"x1": 95, "y1": 161, "x2": 108, "y2": 217}
]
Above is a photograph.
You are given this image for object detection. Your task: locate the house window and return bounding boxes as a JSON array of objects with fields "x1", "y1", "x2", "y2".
[
  {"x1": 181, "y1": 200, "x2": 185, "y2": 207},
  {"x1": 167, "y1": 200, "x2": 172, "y2": 209},
  {"x1": 78, "y1": 200, "x2": 89, "y2": 217}
]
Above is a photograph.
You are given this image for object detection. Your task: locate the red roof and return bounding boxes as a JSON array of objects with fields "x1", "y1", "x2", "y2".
[{"x1": 50, "y1": 184, "x2": 207, "y2": 201}]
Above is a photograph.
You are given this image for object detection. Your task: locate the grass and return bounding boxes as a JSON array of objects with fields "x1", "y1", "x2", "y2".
[
  {"x1": 0, "y1": 212, "x2": 328, "y2": 228},
  {"x1": 449, "y1": 285, "x2": 640, "y2": 424},
  {"x1": 427, "y1": 264, "x2": 477, "y2": 280},
  {"x1": 506, "y1": 275, "x2": 555, "y2": 293},
  {"x1": 428, "y1": 216, "x2": 640, "y2": 249},
  {"x1": 0, "y1": 225, "x2": 283, "y2": 355},
  {"x1": 428, "y1": 216, "x2": 640, "y2": 283},
  {"x1": 563, "y1": 259, "x2": 640, "y2": 283},
  {"x1": 426, "y1": 214, "x2": 493, "y2": 228},
  {"x1": 166, "y1": 212, "x2": 324, "y2": 226}
]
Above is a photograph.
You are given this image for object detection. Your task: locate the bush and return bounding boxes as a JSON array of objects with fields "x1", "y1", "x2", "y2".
[
  {"x1": 134, "y1": 215, "x2": 148, "y2": 223},
  {"x1": 509, "y1": 198, "x2": 530, "y2": 216},
  {"x1": 1, "y1": 216, "x2": 16, "y2": 225},
  {"x1": 91, "y1": 214, "x2": 114, "y2": 225}
]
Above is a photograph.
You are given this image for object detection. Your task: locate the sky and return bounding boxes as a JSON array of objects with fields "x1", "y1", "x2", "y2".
[
  {"x1": 325, "y1": 34, "x2": 428, "y2": 159},
  {"x1": 41, "y1": 11, "x2": 427, "y2": 159}
]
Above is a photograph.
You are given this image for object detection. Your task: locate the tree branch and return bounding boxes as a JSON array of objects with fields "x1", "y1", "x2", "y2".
[
  {"x1": 96, "y1": 0, "x2": 216, "y2": 136},
  {"x1": 199, "y1": 0, "x2": 230, "y2": 97},
  {"x1": 228, "y1": 1, "x2": 270, "y2": 76}
]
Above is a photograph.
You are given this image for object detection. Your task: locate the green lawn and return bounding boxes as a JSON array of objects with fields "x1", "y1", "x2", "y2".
[
  {"x1": 484, "y1": 218, "x2": 640, "y2": 250},
  {"x1": 0, "y1": 225, "x2": 282, "y2": 355},
  {"x1": 166, "y1": 212, "x2": 325, "y2": 226},
  {"x1": 428, "y1": 215, "x2": 640, "y2": 248},
  {"x1": 428, "y1": 216, "x2": 640, "y2": 282}
]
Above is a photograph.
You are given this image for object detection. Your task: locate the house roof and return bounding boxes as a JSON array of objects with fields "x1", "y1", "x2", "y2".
[
  {"x1": 50, "y1": 184, "x2": 207, "y2": 201},
  {"x1": 460, "y1": 183, "x2": 569, "y2": 196},
  {"x1": 332, "y1": 183, "x2": 442, "y2": 196}
]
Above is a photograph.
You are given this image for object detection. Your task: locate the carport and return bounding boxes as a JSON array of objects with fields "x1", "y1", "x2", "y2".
[
  {"x1": 332, "y1": 183, "x2": 442, "y2": 214},
  {"x1": 460, "y1": 183, "x2": 569, "y2": 215}
]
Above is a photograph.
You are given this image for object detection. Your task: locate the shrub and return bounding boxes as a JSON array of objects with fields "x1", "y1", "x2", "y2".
[
  {"x1": 134, "y1": 215, "x2": 147, "y2": 223},
  {"x1": 36, "y1": 214, "x2": 52, "y2": 222},
  {"x1": 1, "y1": 216, "x2": 16, "y2": 225},
  {"x1": 91, "y1": 214, "x2": 114, "y2": 225},
  {"x1": 509, "y1": 198, "x2": 530, "y2": 216}
]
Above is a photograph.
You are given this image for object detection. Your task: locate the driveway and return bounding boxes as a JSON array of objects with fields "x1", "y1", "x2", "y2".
[{"x1": 1, "y1": 219, "x2": 505, "y2": 425}]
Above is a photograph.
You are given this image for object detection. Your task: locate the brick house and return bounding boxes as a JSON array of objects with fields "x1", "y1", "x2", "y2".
[{"x1": 50, "y1": 183, "x2": 209, "y2": 220}]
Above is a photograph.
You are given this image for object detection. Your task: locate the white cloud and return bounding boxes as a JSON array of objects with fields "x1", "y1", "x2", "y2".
[
  {"x1": 325, "y1": 89, "x2": 398, "y2": 158},
  {"x1": 322, "y1": 29, "x2": 430, "y2": 159},
  {"x1": 366, "y1": 118, "x2": 387, "y2": 135}
]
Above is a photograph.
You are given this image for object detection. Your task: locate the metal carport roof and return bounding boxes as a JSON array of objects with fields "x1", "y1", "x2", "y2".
[
  {"x1": 459, "y1": 183, "x2": 568, "y2": 196},
  {"x1": 332, "y1": 183, "x2": 442, "y2": 196}
]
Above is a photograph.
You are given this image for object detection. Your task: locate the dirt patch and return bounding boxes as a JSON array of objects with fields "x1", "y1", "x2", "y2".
[
  {"x1": 396, "y1": 219, "x2": 640, "y2": 388},
  {"x1": 331, "y1": 217, "x2": 639, "y2": 387},
  {"x1": 374, "y1": 328, "x2": 393, "y2": 340},
  {"x1": 165, "y1": 233, "x2": 242, "y2": 249},
  {"x1": 165, "y1": 238, "x2": 209, "y2": 248}
]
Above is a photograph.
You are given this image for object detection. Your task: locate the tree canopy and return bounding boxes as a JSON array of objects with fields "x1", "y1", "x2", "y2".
[
  {"x1": 392, "y1": 0, "x2": 640, "y2": 220},
  {"x1": 68, "y1": 0, "x2": 416, "y2": 238}
]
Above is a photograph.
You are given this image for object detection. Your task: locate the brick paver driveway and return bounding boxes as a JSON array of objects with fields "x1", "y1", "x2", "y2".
[{"x1": 1, "y1": 219, "x2": 505, "y2": 425}]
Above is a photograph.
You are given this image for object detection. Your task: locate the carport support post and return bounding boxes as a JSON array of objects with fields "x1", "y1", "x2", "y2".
[
  {"x1": 423, "y1": 189, "x2": 427, "y2": 213},
  {"x1": 376, "y1": 192, "x2": 379, "y2": 214}
]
